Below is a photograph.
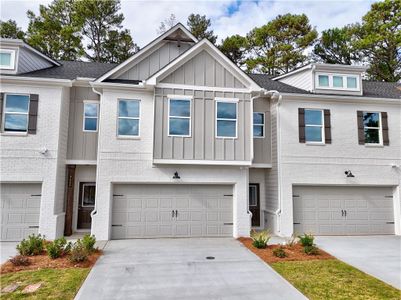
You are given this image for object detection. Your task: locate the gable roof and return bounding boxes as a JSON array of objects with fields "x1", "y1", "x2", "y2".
[
  {"x1": 95, "y1": 23, "x2": 197, "y2": 82},
  {"x1": 147, "y1": 39, "x2": 261, "y2": 90}
]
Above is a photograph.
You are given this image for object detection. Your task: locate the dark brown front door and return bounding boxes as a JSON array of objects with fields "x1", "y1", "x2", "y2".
[
  {"x1": 249, "y1": 184, "x2": 260, "y2": 227},
  {"x1": 77, "y1": 183, "x2": 96, "y2": 229}
]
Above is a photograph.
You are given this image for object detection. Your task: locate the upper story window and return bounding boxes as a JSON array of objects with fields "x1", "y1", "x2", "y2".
[
  {"x1": 0, "y1": 49, "x2": 16, "y2": 70},
  {"x1": 363, "y1": 112, "x2": 381, "y2": 144},
  {"x1": 216, "y1": 100, "x2": 238, "y2": 138},
  {"x1": 316, "y1": 73, "x2": 359, "y2": 91},
  {"x1": 117, "y1": 99, "x2": 140, "y2": 137},
  {"x1": 83, "y1": 102, "x2": 98, "y2": 132},
  {"x1": 3, "y1": 94, "x2": 29, "y2": 133},
  {"x1": 305, "y1": 109, "x2": 324, "y2": 143},
  {"x1": 168, "y1": 97, "x2": 191, "y2": 137},
  {"x1": 253, "y1": 112, "x2": 265, "y2": 138}
]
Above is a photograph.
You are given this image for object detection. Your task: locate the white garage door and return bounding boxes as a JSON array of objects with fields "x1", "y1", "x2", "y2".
[
  {"x1": 111, "y1": 184, "x2": 233, "y2": 239},
  {"x1": 293, "y1": 186, "x2": 394, "y2": 235},
  {"x1": 1, "y1": 183, "x2": 41, "y2": 241}
]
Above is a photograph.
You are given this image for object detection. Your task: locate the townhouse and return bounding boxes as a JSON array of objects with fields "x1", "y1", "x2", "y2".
[{"x1": 0, "y1": 24, "x2": 400, "y2": 241}]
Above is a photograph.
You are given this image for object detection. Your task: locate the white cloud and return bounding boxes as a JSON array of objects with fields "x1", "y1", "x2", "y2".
[{"x1": 1, "y1": 0, "x2": 374, "y2": 47}]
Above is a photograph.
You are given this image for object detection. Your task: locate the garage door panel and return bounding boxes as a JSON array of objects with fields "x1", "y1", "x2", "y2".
[{"x1": 293, "y1": 186, "x2": 394, "y2": 236}]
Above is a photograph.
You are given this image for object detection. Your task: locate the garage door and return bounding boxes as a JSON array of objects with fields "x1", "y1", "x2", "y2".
[
  {"x1": 293, "y1": 186, "x2": 394, "y2": 235},
  {"x1": 1, "y1": 183, "x2": 41, "y2": 241},
  {"x1": 111, "y1": 184, "x2": 233, "y2": 239}
]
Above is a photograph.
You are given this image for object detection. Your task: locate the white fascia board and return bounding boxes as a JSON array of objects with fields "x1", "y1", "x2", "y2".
[
  {"x1": 280, "y1": 92, "x2": 401, "y2": 105},
  {"x1": 90, "y1": 81, "x2": 148, "y2": 91},
  {"x1": 0, "y1": 75, "x2": 72, "y2": 86},
  {"x1": 95, "y1": 23, "x2": 198, "y2": 83},
  {"x1": 153, "y1": 159, "x2": 252, "y2": 166},
  {"x1": 147, "y1": 39, "x2": 261, "y2": 91},
  {"x1": 65, "y1": 160, "x2": 97, "y2": 165}
]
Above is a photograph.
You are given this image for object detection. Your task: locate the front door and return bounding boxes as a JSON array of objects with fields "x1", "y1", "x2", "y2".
[
  {"x1": 77, "y1": 183, "x2": 96, "y2": 230},
  {"x1": 249, "y1": 184, "x2": 260, "y2": 227}
]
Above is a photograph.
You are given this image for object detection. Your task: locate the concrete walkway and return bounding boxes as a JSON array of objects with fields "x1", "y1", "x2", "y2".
[
  {"x1": 76, "y1": 238, "x2": 306, "y2": 300},
  {"x1": 316, "y1": 236, "x2": 401, "y2": 289}
]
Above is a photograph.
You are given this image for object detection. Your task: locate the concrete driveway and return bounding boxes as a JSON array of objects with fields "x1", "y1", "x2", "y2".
[
  {"x1": 316, "y1": 236, "x2": 401, "y2": 289},
  {"x1": 1, "y1": 242, "x2": 18, "y2": 264},
  {"x1": 76, "y1": 238, "x2": 306, "y2": 300}
]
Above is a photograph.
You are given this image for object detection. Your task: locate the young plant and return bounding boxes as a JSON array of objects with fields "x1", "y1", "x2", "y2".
[
  {"x1": 9, "y1": 255, "x2": 31, "y2": 266},
  {"x1": 251, "y1": 230, "x2": 271, "y2": 249},
  {"x1": 46, "y1": 237, "x2": 72, "y2": 259},
  {"x1": 298, "y1": 233, "x2": 314, "y2": 247},
  {"x1": 286, "y1": 234, "x2": 298, "y2": 247},
  {"x1": 273, "y1": 246, "x2": 287, "y2": 258},
  {"x1": 303, "y1": 245, "x2": 319, "y2": 255},
  {"x1": 81, "y1": 234, "x2": 96, "y2": 253},
  {"x1": 16, "y1": 234, "x2": 45, "y2": 256},
  {"x1": 69, "y1": 240, "x2": 88, "y2": 263}
]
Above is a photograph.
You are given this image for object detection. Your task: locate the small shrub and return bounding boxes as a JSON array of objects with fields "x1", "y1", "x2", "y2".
[
  {"x1": 9, "y1": 255, "x2": 31, "y2": 266},
  {"x1": 46, "y1": 237, "x2": 72, "y2": 259},
  {"x1": 286, "y1": 234, "x2": 298, "y2": 247},
  {"x1": 251, "y1": 230, "x2": 271, "y2": 249},
  {"x1": 81, "y1": 234, "x2": 96, "y2": 253},
  {"x1": 69, "y1": 240, "x2": 88, "y2": 263},
  {"x1": 16, "y1": 234, "x2": 45, "y2": 256},
  {"x1": 304, "y1": 245, "x2": 319, "y2": 255},
  {"x1": 298, "y1": 233, "x2": 314, "y2": 247},
  {"x1": 273, "y1": 246, "x2": 287, "y2": 258}
]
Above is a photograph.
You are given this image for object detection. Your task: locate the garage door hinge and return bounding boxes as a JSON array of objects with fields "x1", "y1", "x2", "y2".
[
  {"x1": 292, "y1": 195, "x2": 300, "y2": 198},
  {"x1": 28, "y1": 226, "x2": 39, "y2": 228},
  {"x1": 224, "y1": 223, "x2": 233, "y2": 225},
  {"x1": 113, "y1": 194, "x2": 123, "y2": 197},
  {"x1": 224, "y1": 194, "x2": 233, "y2": 197},
  {"x1": 31, "y1": 194, "x2": 41, "y2": 197},
  {"x1": 385, "y1": 196, "x2": 393, "y2": 198},
  {"x1": 386, "y1": 222, "x2": 395, "y2": 224},
  {"x1": 293, "y1": 222, "x2": 301, "y2": 225},
  {"x1": 112, "y1": 224, "x2": 123, "y2": 227}
]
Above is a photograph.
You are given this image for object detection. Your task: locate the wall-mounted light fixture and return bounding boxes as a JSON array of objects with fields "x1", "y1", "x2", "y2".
[
  {"x1": 173, "y1": 171, "x2": 180, "y2": 179},
  {"x1": 344, "y1": 170, "x2": 355, "y2": 178}
]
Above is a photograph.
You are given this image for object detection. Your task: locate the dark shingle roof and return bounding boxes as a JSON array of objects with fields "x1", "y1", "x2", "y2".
[
  {"x1": 19, "y1": 61, "x2": 117, "y2": 80},
  {"x1": 251, "y1": 73, "x2": 401, "y2": 99}
]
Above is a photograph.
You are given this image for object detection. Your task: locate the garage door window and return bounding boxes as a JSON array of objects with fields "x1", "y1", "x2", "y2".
[
  {"x1": 3, "y1": 94, "x2": 30, "y2": 133},
  {"x1": 305, "y1": 109, "x2": 324, "y2": 143},
  {"x1": 363, "y1": 112, "x2": 381, "y2": 144},
  {"x1": 168, "y1": 97, "x2": 191, "y2": 136},
  {"x1": 118, "y1": 99, "x2": 140, "y2": 137}
]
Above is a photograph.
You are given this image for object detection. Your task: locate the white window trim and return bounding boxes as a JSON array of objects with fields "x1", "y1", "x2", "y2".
[
  {"x1": 167, "y1": 96, "x2": 192, "y2": 138},
  {"x1": 117, "y1": 99, "x2": 141, "y2": 138},
  {"x1": 81, "y1": 183, "x2": 96, "y2": 208},
  {"x1": 315, "y1": 72, "x2": 360, "y2": 91},
  {"x1": 304, "y1": 109, "x2": 325, "y2": 144},
  {"x1": 82, "y1": 101, "x2": 99, "y2": 133},
  {"x1": 215, "y1": 98, "x2": 238, "y2": 139},
  {"x1": 0, "y1": 49, "x2": 16, "y2": 70},
  {"x1": 363, "y1": 111, "x2": 383, "y2": 146},
  {"x1": 253, "y1": 112, "x2": 265, "y2": 138},
  {"x1": 2, "y1": 93, "x2": 30, "y2": 134}
]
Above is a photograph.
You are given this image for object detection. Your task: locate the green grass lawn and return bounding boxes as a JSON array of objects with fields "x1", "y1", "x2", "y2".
[
  {"x1": 271, "y1": 259, "x2": 401, "y2": 300},
  {"x1": 0, "y1": 268, "x2": 90, "y2": 300}
]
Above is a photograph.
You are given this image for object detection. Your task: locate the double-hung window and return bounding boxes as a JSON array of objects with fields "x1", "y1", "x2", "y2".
[
  {"x1": 216, "y1": 100, "x2": 238, "y2": 138},
  {"x1": 253, "y1": 112, "x2": 265, "y2": 138},
  {"x1": 3, "y1": 94, "x2": 30, "y2": 133},
  {"x1": 363, "y1": 112, "x2": 381, "y2": 144},
  {"x1": 83, "y1": 102, "x2": 98, "y2": 132},
  {"x1": 168, "y1": 97, "x2": 191, "y2": 136},
  {"x1": 118, "y1": 99, "x2": 140, "y2": 137},
  {"x1": 0, "y1": 49, "x2": 16, "y2": 70},
  {"x1": 304, "y1": 109, "x2": 324, "y2": 143}
]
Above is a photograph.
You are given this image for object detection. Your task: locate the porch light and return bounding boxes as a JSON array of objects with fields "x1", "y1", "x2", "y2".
[
  {"x1": 173, "y1": 171, "x2": 180, "y2": 179},
  {"x1": 345, "y1": 170, "x2": 355, "y2": 178}
]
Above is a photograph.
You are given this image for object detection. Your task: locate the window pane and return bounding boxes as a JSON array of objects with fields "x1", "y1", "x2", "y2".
[
  {"x1": 169, "y1": 118, "x2": 190, "y2": 135},
  {"x1": 84, "y1": 118, "x2": 97, "y2": 131},
  {"x1": 253, "y1": 113, "x2": 264, "y2": 125},
  {"x1": 305, "y1": 126, "x2": 322, "y2": 142},
  {"x1": 217, "y1": 120, "x2": 236, "y2": 137},
  {"x1": 305, "y1": 110, "x2": 322, "y2": 125},
  {"x1": 217, "y1": 102, "x2": 237, "y2": 119},
  {"x1": 4, "y1": 114, "x2": 28, "y2": 132},
  {"x1": 0, "y1": 53, "x2": 11, "y2": 66},
  {"x1": 333, "y1": 76, "x2": 343, "y2": 87},
  {"x1": 83, "y1": 185, "x2": 96, "y2": 206},
  {"x1": 253, "y1": 125, "x2": 264, "y2": 137},
  {"x1": 5, "y1": 94, "x2": 29, "y2": 113},
  {"x1": 363, "y1": 112, "x2": 379, "y2": 127},
  {"x1": 347, "y1": 77, "x2": 357, "y2": 88},
  {"x1": 118, "y1": 118, "x2": 139, "y2": 136},
  {"x1": 84, "y1": 103, "x2": 98, "y2": 117},
  {"x1": 249, "y1": 186, "x2": 257, "y2": 206},
  {"x1": 170, "y1": 100, "x2": 190, "y2": 117},
  {"x1": 119, "y1": 100, "x2": 139, "y2": 117},
  {"x1": 318, "y1": 75, "x2": 329, "y2": 87},
  {"x1": 364, "y1": 128, "x2": 380, "y2": 144}
]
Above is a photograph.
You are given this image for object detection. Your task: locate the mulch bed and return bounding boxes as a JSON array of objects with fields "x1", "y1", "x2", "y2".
[
  {"x1": 0, "y1": 250, "x2": 102, "y2": 274},
  {"x1": 238, "y1": 237, "x2": 333, "y2": 264}
]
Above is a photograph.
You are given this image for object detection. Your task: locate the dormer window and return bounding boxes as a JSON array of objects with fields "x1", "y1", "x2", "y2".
[
  {"x1": 0, "y1": 49, "x2": 16, "y2": 70},
  {"x1": 316, "y1": 73, "x2": 359, "y2": 91}
]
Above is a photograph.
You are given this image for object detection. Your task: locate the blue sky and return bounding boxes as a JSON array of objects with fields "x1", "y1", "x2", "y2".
[{"x1": 0, "y1": 0, "x2": 376, "y2": 47}]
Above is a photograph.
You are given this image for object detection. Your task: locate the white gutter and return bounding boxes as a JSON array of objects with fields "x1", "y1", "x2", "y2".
[{"x1": 90, "y1": 81, "x2": 148, "y2": 91}]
